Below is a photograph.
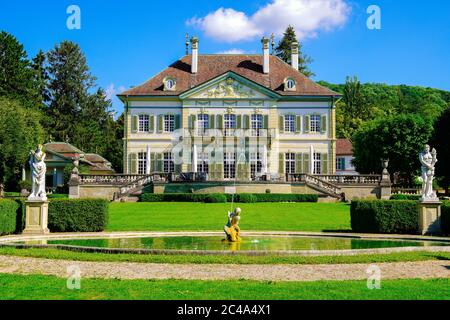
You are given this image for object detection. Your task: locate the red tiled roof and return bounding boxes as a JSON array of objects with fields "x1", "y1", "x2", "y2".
[
  {"x1": 336, "y1": 139, "x2": 353, "y2": 156},
  {"x1": 44, "y1": 142, "x2": 83, "y2": 156},
  {"x1": 119, "y1": 55, "x2": 340, "y2": 97}
]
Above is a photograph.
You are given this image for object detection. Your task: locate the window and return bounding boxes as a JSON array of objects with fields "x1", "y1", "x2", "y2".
[
  {"x1": 313, "y1": 153, "x2": 322, "y2": 174},
  {"x1": 224, "y1": 153, "x2": 236, "y2": 179},
  {"x1": 285, "y1": 153, "x2": 296, "y2": 176},
  {"x1": 163, "y1": 152, "x2": 174, "y2": 173},
  {"x1": 284, "y1": 115, "x2": 295, "y2": 133},
  {"x1": 224, "y1": 114, "x2": 236, "y2": 137},
  {"x1": 197, "y1": 114, "x2": 209, "y2": 135},
  {"x1": 163, "y1": 77, "x2": 176, "y2": 91},
  {"x1": 284, "y1": 78, "x2": 296, "y2": 91},
  {"x1": 164, "y1": 114, "x2": 175, "y2": 132},
  {"x1": 337, "y1": 157, "x2": 346, "y2": 171},
  {"x1": 138, "y1": 152, "x2": 147, "y2": 174},
  {"x1": 310, "y1": 115, "x2": 321, "y2": 133},
  {"x1": 138, "y1": 115, "x2": 149, "y2": 132},
  {"x1": 197, "y1": 152, "x2": 209, "y2": 173},
  {"x1": 251, "y1": 114, "x2": 263, "y2": 137},
  {"x1": 250, "y1": 153, "x2": 263, "y2": 179}
]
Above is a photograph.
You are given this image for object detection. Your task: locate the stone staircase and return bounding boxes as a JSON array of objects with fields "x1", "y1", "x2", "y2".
[
  {"x1": 298, "y1": 174, "x2": 344, "y2": 200},
  {"x1": 113, "y1": 175, "x2": 155, "y2": 202}
]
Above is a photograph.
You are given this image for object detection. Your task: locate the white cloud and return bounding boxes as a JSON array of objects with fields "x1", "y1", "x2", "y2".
[
  {"x1": 187, "y1": 0, "x2": 351, "y2": 42},
  {"x1": 105, "y1": 84, "x2": 126, "y2": 100},
  {"x1": 216, "y1": 49, "x2": 247, "y2": 54}
]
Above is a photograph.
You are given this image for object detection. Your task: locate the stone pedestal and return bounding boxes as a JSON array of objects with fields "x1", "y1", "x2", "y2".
[
  {"x1": 23, "y1": 200, "x2": 50, "y2": 235},
  {"x1": 417, "y1": 201, "x2": 441, "y2": 235}
]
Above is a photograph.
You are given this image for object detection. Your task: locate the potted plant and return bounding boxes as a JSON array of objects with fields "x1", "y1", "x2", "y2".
[{"x1": 19, "y1": 180, "x2": 31, "y2": 197}]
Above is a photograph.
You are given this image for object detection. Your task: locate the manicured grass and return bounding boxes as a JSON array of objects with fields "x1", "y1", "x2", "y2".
[
  {"x1": 107, "y1": 202, "x2": 351, "y2": 232},
  {"x1": 0, "y1": 247, "x2": 448, "y2": 265},
  {"x1": 0, "y1": 273, "x2": 448, "y2": 300}
]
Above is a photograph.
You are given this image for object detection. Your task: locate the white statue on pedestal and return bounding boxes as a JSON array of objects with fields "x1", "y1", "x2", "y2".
[
  {"x1": 28, "y1": 144, "x2": 47, "y2": 201},
  {"x1": 419, "y1": 144, "x2": 438, "y2": 202}
]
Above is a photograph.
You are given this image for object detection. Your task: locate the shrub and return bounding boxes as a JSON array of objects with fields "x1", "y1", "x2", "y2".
[
  {"x1": 0, "y1": 199, "x2": 20, "y2": 235},
  {"x1": 390, "y1": 194, "x2": 421, "y2": 201},
  {"x1": 441, "y1": 201, "x2": 450, "y2": 235},
  {"x1": 237, "y1": 194, "x2": 257, "y2": 203},
  {"x1": 252, "y1": 194, "x2": 318, "y2": 203},
  {"x1": 48, "y1": 199, "x2": 109, "y2": 232},
  {"x1": 19, "y1": 180, "x2": 31, "y2": 191},
  {"x1": 47, "y1": 194, "x2": 69, "y2": 199},
  {"x1": 139, "y1": 193, "x2": 164, "y2": 202},
  {"x1": 351, "y1": 200, "x2": 418, "y2": 234},
  {"x1": 204, "y1": 194, "x2": 227, "y2": 203}
]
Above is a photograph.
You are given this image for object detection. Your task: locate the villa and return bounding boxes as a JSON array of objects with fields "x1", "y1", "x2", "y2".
[{"x1": 118, "y1": 37, "x2": 341, "y2": 181}]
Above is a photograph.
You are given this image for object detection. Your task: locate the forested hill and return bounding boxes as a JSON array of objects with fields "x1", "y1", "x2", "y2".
[{"x1": 317, "y1": 80, "x2": 450, "y2": 139}]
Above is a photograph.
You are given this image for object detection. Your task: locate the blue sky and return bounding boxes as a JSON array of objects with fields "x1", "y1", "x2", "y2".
[{"x1": 0, "y1": 0, "x2": 449, "y2": 114}]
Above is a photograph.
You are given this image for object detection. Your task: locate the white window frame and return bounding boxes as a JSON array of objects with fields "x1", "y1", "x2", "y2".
[
  {"x1": 310, "y1": 115, "x2": 321, "y2": 133},
  {"x1": 138, "y1": 152, "x2": 147, "y2": 175},
  {"x1": 284, "y1": 115, "x2": 295, "y2": 133},
  {"x1": 313, "y1": 152, "x2": 322, "y2": 174},
  {"x1": 336, "y1": 157, "x2": 346, "y2": 171},
  {"x1": 224, "y1": 152, "x2": 236, "y2": 179},
  {"x1": 197, "y1": 114, "x2": 209, "y2": 135},
  {"x1": 197, "y1": 152, "x2": 209, "y2": 173},
  {"x1": 164, "y1": 114, "x2": 175, "y2": 133},
  {"x1": 224, "y1": 114, "x2": 236, "y2": 137},
  {"x1": 250, "y1": 152, "x2": 262, "y2": 178},
  {"x1": 285, "y1": 153, "x2": 296, "y2": 175},
  {"x1": 163, "y1": 152, "x2": 174, "y2": 173},
  {"x1": 251, "y1": 114, "x2": 263, "y2": 137},
  {"x1": 138, "y1": 114, "x2": 149, "y2": 132}
]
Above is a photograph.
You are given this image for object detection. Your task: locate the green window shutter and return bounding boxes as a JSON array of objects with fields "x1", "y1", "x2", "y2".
[
  {"x1": 236, "y1": 115, "x2": 242, "y2": 129},
  {"x1": 279, "y1": 116, "x2": 284, "y2": 133},
  {"x1": 157, "y1": 153, "x2": 163, "y2": 172},
  {"x1": 263, "y1": 115, "x2": 269, "y2": 129},
  {"x1": 175, "y1": 114, "x2": 181, "y2": 130},
  {"x1": 217, "y1": 114, "x2": 223, "y2": 129},
  {"x1": 321, "y1": 115, "x2": 327, "y2": 134},
  {"x1": 149, "y1": 115, "x2": 155, "y2": 133},
  {"x1": 132, "y1": 115, "x2": 138, "y2": 133},
  {"x1": 175, "y1": 164, "x2": 182, "y2": 174},
  {"x1": 216, "y1": 163, "x2": 223, "y2": 180},
  {"x1": 304, "y1": 115, "x2": 310, "y2": 133},
  {"x1": 295, "y1": 115, "x2": 302, "y2": 133},
  {"x1": 158, "y1": 115, "x2": 164, "y2": 133},
  {"x1": 129, "y1": 153, "x2": 137, "y2": 174},
  {"x1": 303, "y1": 153, "x2": 310, "y2": 174},
  {"x1": 190, "y1": 114, "x2": 197, "y2": 130},
  {"x1": 279, "y1": 153, "x2": 285, "y2": 174},
  {"x1": 150, "y1": 153, "x2": 156, "y2": 172},
  {"x1": 244, "y1": 115, "x2": 250, "y2": 130},
  {"x1": 322, "y1": 153, "x2": 328, "y2": 174},
  {"x1": 296, "y1": 153, "x2": 302, "y2": 173},
  {"x1": 208, "y1": 114, "x2": 214, "y2": 129}
]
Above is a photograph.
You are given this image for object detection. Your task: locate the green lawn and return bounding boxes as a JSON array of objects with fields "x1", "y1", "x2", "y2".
[
  {"x1": 0, "y1": 274, "x2": 448, "y2": 300},
  {"x1": 0, "y1": 247, "x2": 449, "y2": 265},
  {"x1": 107, "y1": 202, "x2": 351, "y2": 232}
]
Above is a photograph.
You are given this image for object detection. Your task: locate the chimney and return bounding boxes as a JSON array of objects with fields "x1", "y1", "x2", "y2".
[
  {"x1": 291, "y1": 41, "x2": 299, "y2": 70},
  {"x1": 190, "y1": 36, "x2": 199, "y2": 74},
  {"x1": 261, "y1": 37, "x2": 270, "y2": 74}
]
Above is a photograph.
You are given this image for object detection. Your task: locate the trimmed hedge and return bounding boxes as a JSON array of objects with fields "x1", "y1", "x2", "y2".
[
  {"x1": 139, "y1": 193, "x2": 318, "y2": 203},
  {"x1": 351, "y1": 200, "x2": 419, "y2": 234},
  {"x1": 442, "y1": 201, "x2": 450, "y2": 235},
  {"x1": 0, "y1": 199, "x2": 20, "y2": 235},
  {"x1": 390, "y1": 194, "x2": 421, "y2": 201},
  {"x1": 48, "y1": 199, "x2": 109, "y2": 232}
]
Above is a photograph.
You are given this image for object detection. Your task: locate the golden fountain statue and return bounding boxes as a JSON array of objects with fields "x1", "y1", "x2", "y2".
[{"x1": 224, "y1": 207, "x2": 241, "y2": 242}]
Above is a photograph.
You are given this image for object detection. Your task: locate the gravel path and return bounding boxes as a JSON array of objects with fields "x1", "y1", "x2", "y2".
[{"x1": 0, "y1": 255, "x2": 449, "y2": 281}]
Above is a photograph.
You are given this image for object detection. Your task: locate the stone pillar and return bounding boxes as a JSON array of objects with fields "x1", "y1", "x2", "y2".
[
  {"x1": 378, "y1": 159, "x2": 392, "y2": 200},
  {"x1": 418, "y1": 201, "x2": 442, "y2": 235},
  {"x1": 68, "y1": 158, "x2": 81, "y2": 199},
  {"x1": 0, "y1": 183, "x2": 4, "y2": 198},
  {"x1": 23, "y1": 200, "x2": 50, "y2": 235}
]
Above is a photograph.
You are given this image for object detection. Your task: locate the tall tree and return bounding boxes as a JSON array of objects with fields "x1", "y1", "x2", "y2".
[
  {"x1": 46, "y1": 41, "x2": 95, "y2": 141},
  {"x1": 274, "y1": 25, "x2": 314, "y2": 77},
  {"x1": 352, "y1": 114, "x2": 433, "y2": 186},
  {"x1": 431, "y1": 107, "x2": 450, "y2": 194},
  {"x1": 31, "y1": 50, "x2": 50, "y2": 108},
  {"x1": 0, "y1": 31, "x2": 37, "y2": 107},
  {"x1": 0, "y1": 97, "x2": 44, "y2": 190}
]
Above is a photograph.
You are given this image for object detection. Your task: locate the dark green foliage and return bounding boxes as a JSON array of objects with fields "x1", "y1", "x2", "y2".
[
  {"x1": 236, "y1": 194, "x2": 257, "y2": 203},
  {"x1": 274, "y1": 25, "x2": 314, "y2": 77},
  {"x1": 47, "y1": 194, "x2": 69, "y2": 199},
  {"x1": 352, "y1": 114, "x2": 433, "y2": 183},
  {"x1": 431, "y1": 107, "x2": 450, "y2": 193},
  {"x1": 140, "y1": 193, "x2": 318, "y2": 203},
  {"x1": 139, "y1": 193, "x2": 226, "y2": 203},
  {"x1": 441, "y1": 202, "x2": 450, "y2": 235},
  {"x1": 250, "y1": 194, "x2": 318, "y2": 203},
  {"x1": 0, "y1": 199, "x2": 20, "y2": 235},
  {"x1": 390, "y1": 194, "x2": 421, "y2": 201},
  {"x1": 203, "y1": 194, "x2": 227, "y2": 203},
  {"x1": 48, "y1": 199, "x2": 109, "y2": 232},
  {"x1": 351, "y1": 200, "x2": 418, "y2": 234}
]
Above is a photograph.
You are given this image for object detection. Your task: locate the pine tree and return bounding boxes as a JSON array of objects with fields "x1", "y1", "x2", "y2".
[
  {"x1": 274, "y1": 25, "x2": 314, "y2": 77},
  {"x1": 31, "y1": 50, "x2": 50, "y2": 107}
]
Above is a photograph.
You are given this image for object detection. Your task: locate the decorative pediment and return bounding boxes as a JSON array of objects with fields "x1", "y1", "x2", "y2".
[{"x1": 180, "y1": 72, "x2": 280, "y2": 100}]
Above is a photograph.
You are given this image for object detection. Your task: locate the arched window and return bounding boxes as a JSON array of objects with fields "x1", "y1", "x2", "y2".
[
  {"x1": 284, "y1": 78, "x2": 296, "y2": 91},
  {"x1": 163, "y1": 77, "x2": 176, "y2": 91}
]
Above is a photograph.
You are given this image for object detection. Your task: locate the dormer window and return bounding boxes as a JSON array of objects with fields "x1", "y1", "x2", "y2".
[
  {"x1": 163, "y1": 77, "x2": 176, "y2": 91},
  {"x1": 284, "y1": 78, "x2": 296, "y2": 91}
]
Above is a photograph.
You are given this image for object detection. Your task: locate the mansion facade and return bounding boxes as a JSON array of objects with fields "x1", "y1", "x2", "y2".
[{"x1": 118, "y1": 37, "x2": 341, "y2": 181}]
